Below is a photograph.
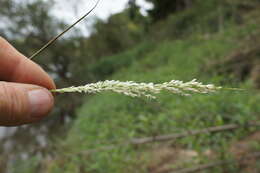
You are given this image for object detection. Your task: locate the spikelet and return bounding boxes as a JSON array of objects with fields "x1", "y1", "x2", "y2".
[{"x1": 51, "y1": 79, "x2": 222, "y2": 99}]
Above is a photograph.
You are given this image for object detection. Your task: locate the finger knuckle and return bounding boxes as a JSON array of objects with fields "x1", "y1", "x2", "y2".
[{"x1": 0, "y1": 82, "x2": 25, "y2": 122}]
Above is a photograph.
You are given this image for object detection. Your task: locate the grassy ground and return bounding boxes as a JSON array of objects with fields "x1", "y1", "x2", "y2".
[
  {"x1": 12, "y1": 7, "x2": 260, "y2": 173},
  {"x1": 38, "y1": 18, "x2": 260, "y2": 173}
]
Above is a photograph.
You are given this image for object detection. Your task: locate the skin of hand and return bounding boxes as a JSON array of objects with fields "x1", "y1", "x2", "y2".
[{"x1": 0, "y1": 37, "x2": 55, "y2": 126}]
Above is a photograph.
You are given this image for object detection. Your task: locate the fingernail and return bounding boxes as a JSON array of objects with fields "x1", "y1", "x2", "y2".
[{"x1": 28, "y1": 89, "x2": 53, "y2": 117}]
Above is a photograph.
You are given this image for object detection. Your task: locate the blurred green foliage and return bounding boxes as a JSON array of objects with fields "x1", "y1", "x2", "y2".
[
  {"x1": 49, "y1": 20, "x2": 259, "y2": 173},
  {"x1": 145, "y1": 0, "x2": 192, "y2": 21}
]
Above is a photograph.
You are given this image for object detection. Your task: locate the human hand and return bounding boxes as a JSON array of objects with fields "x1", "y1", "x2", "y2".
[{"x1": 0, "y1": 37, "x2": 55, "y2": 126}]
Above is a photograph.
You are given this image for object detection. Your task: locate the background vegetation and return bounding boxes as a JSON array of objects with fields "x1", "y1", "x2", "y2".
[{"x1": 0, "y1": 0, "x2": 260, "y2": 172}]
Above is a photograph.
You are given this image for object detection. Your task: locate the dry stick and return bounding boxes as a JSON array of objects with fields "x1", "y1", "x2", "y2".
[
  {"x1": 171, "y1": 152, "x2": 260, "y2": 173},
  {"x1": 81, "y1": 121, "x2": 260, "y2": 154},
  {"x1": 126, "y1": 122, "x2": 260, "y2": 145},
  {"x1": 29, "y1": 0, "x2": 100, "y2": 60}
]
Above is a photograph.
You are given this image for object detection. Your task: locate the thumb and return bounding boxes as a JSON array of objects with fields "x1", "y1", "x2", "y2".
[{"x1": 0, "y1": 82, "x2": 54, "y2": 126}]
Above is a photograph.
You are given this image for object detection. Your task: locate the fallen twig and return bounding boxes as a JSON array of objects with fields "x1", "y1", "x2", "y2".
[{"x1": 81, "y1": 121, "x2": 260, "y2": 154}]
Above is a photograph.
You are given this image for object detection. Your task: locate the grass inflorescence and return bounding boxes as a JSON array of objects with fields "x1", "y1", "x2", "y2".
[{"x1": 51, "y1": 79, "x2": 222, "y2": 99}]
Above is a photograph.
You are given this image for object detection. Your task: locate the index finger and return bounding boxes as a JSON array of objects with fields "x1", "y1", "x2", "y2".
[{"x1": 0, "y1": 37, "x2": 55, "y2": 90}]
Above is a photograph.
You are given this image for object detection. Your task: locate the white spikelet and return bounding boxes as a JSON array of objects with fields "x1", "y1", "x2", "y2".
[{"x1": 51, "y1": 79, "x2": 222, "y2": 99}]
